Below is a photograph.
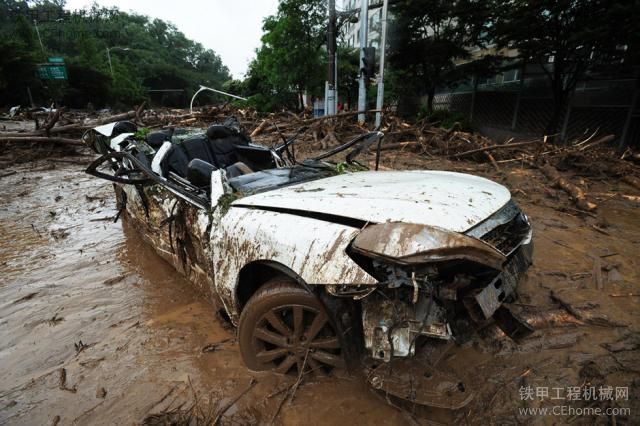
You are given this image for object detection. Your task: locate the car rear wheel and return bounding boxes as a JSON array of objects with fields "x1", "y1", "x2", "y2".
[{"x1": 238, "y1": 278, "x2": 345, "y2": 375}]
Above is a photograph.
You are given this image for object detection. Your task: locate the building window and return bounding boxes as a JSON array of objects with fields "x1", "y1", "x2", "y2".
[
  {"x1": 502, "y1": 68, "x2": 520, "y2": 83},
  {"x1": 479, "y1": 75, "x2": 496, "y2": 86}
]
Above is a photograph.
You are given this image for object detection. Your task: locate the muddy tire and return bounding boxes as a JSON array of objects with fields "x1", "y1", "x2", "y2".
[{"x1": 238, "y1": 278, "x2": 344, "y2": 375}]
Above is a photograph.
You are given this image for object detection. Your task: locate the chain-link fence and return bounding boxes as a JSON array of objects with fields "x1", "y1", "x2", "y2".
[{"x1": 434, "y1": 76, "x2": 639, "y2": 146}]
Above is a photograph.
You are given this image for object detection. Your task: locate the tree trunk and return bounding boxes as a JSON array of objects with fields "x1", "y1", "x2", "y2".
[
  {"x1": 545, "y1": 91, "x2": 568, "y2": 142},
  {"x1": 545, "y1": 61, "x2": 568, "y2": 143}
]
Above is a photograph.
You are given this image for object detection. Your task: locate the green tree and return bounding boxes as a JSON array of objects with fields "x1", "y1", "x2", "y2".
[
  {"x1": 246, "y1": 0, "x2": 327, "y2": 111},
  {"x1": 336, "y1": 45, "x2": 359, "y2": 109},
  {"x1": 387, "y1": 0, "x2": 489, "y2": 115},
  {"x1": 0, "y1": 1, "x2": 231, "y2": 108},
  {"x1": 489, "y1": 0, "x2": 636, "y2": 137}
]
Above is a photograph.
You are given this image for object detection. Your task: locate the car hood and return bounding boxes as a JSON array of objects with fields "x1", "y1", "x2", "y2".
[{"x1": 233, "y1": 170, "x2": 511, "y2": 232}]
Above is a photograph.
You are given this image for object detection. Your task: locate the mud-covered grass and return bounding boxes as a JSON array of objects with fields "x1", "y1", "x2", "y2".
[{"x1": 0, "y1": 150, "x2": 639, "y2": 425}]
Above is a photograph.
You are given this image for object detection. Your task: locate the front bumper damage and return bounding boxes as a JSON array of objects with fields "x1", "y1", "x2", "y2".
[
  {"x1": 342, "y1": 201, "x2": 533, "y2": 407},
  {"x1": 359, "y1": 239, "x2": 533, "y2": 363}
]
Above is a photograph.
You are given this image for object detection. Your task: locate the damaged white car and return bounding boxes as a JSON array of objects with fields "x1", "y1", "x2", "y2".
[{"x1": 83, "y1": 118, "x2": 533, "y2": 408}]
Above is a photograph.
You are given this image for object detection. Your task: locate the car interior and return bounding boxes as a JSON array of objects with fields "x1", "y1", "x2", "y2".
[
  {"x1": 86, "y1": 119, "x2": 381, "y2": 208},
  {"x1": 144, "y1": 124, "x2": 277, "y2": 184}
]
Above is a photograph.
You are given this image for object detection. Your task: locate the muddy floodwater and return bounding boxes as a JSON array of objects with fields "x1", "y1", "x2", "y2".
[{"x1": 1, "y1": 159, "x2": 639, "y2": 425}]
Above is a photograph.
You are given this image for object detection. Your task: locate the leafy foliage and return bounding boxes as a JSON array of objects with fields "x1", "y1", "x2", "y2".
[
  {"x1": 245, "y1": 0, "x2": 327, "y2": 111},
  {"x1": 488, "y1": 0, "x2": 637, "y2": 135},
  {"x1": 387, "y1": 0, "x2": 489, "y2": 115},
  {"x1": 0, "y1": 0, "x2": 231, "y2": 108},
  {"x1": 336, "y1": 45, "x2": 360, "y2": 109}
]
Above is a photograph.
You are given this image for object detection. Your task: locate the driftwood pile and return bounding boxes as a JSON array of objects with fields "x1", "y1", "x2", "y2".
[
  {"x1": 243, "y1": 111, "x2": 639, "y2": 214},
  {"x1": 1, "y1": 104, "x2": 638, "y2": 214},
  {"x1": 0, "y1": 104, "x2": 147, "y2": 147}
]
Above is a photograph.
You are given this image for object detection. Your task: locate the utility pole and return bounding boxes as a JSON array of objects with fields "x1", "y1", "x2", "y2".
[
  {"x1": 358, "y1": 0, "x2": 369, "y2": 124},
  {"x1": 374, "y1": 0, "x2": 389, "y2": 127},
  {"x1": 106, "y1": 48, "x2": 113, "y2": 77},
  {"x1": 326, "y1": 0, "x2": 337, "y2": 116},
  {"x1": 33, "y1": 20, "x2": 45, "y2": 54}
]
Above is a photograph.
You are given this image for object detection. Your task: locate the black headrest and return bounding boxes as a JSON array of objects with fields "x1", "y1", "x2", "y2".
[
  {"x1": 186, "y1": 158, "x2": 217, "y2": 187},
  {"x1": 146, "y1": 130, "x2": 173, "y2": 149},
  {"x1": 206, "y1": 125, "x2": 236, "y2": 140},
  {"x1": 112, "y1": 121, "x2": 137, "y2": 136}
]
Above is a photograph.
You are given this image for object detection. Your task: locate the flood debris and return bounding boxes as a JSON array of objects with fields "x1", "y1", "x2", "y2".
[
  {"x1": 602, "y1": 333, "x2": 640, "y2": 353},
  {"x1": 201, "y1": 338, "x2": 233, "y2": 353},
  {"x1": 58, "y1": 368, "x2": 77, "y2": 393},
  {"x1": 96, "y1": 387, "x2": 107, "y2": 399},
  {"x1": 550, "y1": 290, "x2": 628, "y2": 328},
  {"x1": 142, "y1": 377, "x2": 257, "y2": 426},
  {"x1": 48, "y1": 313, "x2": 64, "y2": 325},
  {"x1": 2, "y1": 101, "x2": 639, "y2": 424},
  {"x1": 102, "y1": 275, "x2": 127, "y2": 286},
  {"x1": 75, "y1": 106, "x2": 543, "y2": 412},
  {"x1": 12, "y1": 291, "x2": 39, "y2": 304}
]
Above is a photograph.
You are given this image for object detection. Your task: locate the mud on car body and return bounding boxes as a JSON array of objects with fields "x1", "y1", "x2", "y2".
[{"x1": 83, "y1": 118, "x2": 533, "y2": 407}]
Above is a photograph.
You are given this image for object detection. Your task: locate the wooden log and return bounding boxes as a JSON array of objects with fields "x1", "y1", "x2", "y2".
[
  {"x1": 622, "y1": 175, "x2": 640, "y2": 191},
  {"x1": 0, "y1": 136, "x2": 84, "y2": 146},
  {"x1": 539, "y1": 163, "x2": 597, "y2": 211},
  {"x1": 577, "y1": 134, "x2": 615, "y2": 151},
  {"x1": 250, "y1": 119, "x2": 269, "y2": 137},
  {"x1": 257, "y1": 109, "x2": 383, "y2": 135},
  {"x1": 450, "y1": 139, "x2": 542, "y2": 158},
  {"x1": 302, "y1": 109, "x2": 382, "y2": 124},
  {"x1": 0, "y1": 110, "x2": 138, "y2": 138},
  {"x1": 485, "y1": 151, "x2": 501, "y2": 172},
  {"x1": 134, "y1": 102, "x2": 146, "y2": 124},
  {"x1": 372, "y1": 141, "x2": 421, "y2": 151}
]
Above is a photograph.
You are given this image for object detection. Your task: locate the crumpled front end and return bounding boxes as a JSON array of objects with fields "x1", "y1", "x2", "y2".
[{"x1": 345, "y1": 200, "x2": 533, "y2": 362}]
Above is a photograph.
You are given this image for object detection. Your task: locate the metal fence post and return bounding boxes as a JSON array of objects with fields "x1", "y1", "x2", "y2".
[
  {"x1": 511, "y1": 90, "x2": 521, "y2": 131},
  {"x1": 560, "y1": 98, "x2": 572, "y2": 142},
  {"x1": 511, "y1": 64, "x2": 526, "y2": 131},
  {"x1": 469, "y1": 76, "x2": 477, "y2": 123},
  {"x1": 620, "y1": 71, "x2": 639, "y2": 147}
]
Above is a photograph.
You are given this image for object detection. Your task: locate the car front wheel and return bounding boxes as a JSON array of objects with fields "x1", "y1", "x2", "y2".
[{"x1": 238, "y1": 278, "x2": 345, "y2": 375}]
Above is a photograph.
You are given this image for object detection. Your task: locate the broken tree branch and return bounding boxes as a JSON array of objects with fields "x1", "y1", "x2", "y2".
[
  {"x1": 212, "y1": 378, "x2": 257, "y2": 425},
  {"x1": 577, "y1": 134, "x2": 615, "y2": 152},
  {"x1": 0, "y1": 136, "x2": 84, "y2": 146},
  {"x1": 44, "y1": 107, "x2": 65, "y2": 137},
  {"x1": 538, "y1": 163, "x2": 597, "y2": 211},
  {"x1": 622, "y1": 175, "x2": 640, "y2": 191},
  {"x1": 0, "y1": 110, "x2": 139, "y2": 138},
  {"x1": 451, "y1": 139, "x2": 542, "y2": 158},
  {"x1": 250, "y1": 119, "x2": 269, "y2": 137}
]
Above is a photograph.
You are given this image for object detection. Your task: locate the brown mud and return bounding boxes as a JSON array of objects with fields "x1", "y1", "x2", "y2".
[{"x1": 1, "y1": 151, "x2": 639, "y2": 425}]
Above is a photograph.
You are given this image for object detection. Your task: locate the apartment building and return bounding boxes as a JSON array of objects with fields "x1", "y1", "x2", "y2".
[{"x1": 340, "y1": 0, "x2": 383, "y2": 50}]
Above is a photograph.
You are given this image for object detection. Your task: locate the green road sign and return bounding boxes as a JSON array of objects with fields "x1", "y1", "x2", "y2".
[
  {"x1": 36, "y1": 63, "x2": 68, "y2": 80},
  {"x1": 47, "y1": 57, "x2": 65, "y2": 63}
]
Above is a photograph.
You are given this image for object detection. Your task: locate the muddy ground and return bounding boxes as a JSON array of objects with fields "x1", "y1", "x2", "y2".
[{"x1": 1, "y1": 145, "x2": 639, "y2": 425}]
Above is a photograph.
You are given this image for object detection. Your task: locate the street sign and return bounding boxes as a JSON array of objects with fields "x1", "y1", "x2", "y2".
[
  {"x1": 47, "y1": 57, "x2": 65, "y2": 63},
  {"x1": 36, "y1": 63, "x2": 68, "y2": 80}
]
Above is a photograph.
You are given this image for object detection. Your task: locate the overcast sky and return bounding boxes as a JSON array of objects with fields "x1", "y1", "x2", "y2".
[{"x1": 64, "y1": 0, "x2": 280, "y2": 79}]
